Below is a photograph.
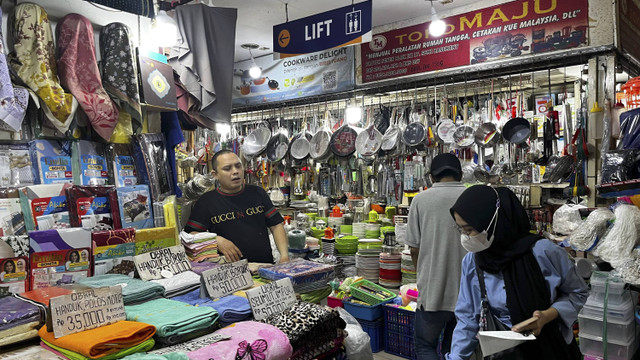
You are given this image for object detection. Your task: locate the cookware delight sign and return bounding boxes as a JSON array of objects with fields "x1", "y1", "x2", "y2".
[{"x1": 361, "y1": 0, "x2": 588, "y2": 83}]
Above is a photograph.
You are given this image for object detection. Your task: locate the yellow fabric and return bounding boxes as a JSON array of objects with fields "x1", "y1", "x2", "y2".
[
  {"x1": 38, "y1": 320, "x2": 155, "y2": 359},
  {"x1": 11, "y1": 3, "x2": 75, "y2": 133},
  {"x1": 109, "y1": 109, "x2": 133, "y2": 144}
]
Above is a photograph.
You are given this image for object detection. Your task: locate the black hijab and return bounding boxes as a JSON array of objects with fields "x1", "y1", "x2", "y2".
[{"x1": 451, "y1": 185, "x2": 581, "y2": 359}]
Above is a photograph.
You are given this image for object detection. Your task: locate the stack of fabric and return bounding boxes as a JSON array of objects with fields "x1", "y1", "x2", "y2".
[
  {"x1": 188, "y1": 321, "x2": 293, "y2": 360},
  {"x1": 261, "y1": 301, "x2": 346, "y2": 360},
  {"x1": 125, "y1": 298, "x2": 219, "y2": 346},
  {"x1": 180, "y1": 232, "x2": 219, "y2": 262},
  {"x1": 258, "y1": 259, "x2": 335, "y2": 293},
  {"x1": 39, "y1": 321, "x2": 155, "y2": 359},
  {"x1": 401, "y1": 249, "x2": 417, "y2": 285},
  {"x1": 0, "y1": 295, "x2": 44, "y2": 346},
  {"x1": 189, "y1": 260, "x2": 219, "y2": 275},
  {"x1": 78, "y1": 274, "x2": 165, "y2": 305},
  {"x1": 172, "y1": 289, "x2": 252, "y2": 326},
  {"x1": 151, "y1": 271, "x2": 201, "y2": 298}
]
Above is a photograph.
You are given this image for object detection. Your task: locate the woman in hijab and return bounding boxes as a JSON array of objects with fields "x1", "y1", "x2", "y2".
[{"x1": 447, "y1": 185, "x2": 588, "y2": 360}]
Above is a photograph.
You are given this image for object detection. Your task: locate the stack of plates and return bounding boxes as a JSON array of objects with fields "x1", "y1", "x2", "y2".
[
  {"x1": 328, "y1": 216, "x2": 344, "y2": 229},
  {"x1": 356, "y1": 238, "x2": 382, "y2": 283},
  {"x1": 335, "y1": 236, "x2": 358, "y2": 255},
  {"x1": 340, "y1": 224, "x2": 353, "y2": 235},
  {"x1": 401, "y1": 249, "x2": 417, "y2": 285},
  {"x1": 379, "y1": 252, "x2": 402, "y2": 288},
  {"x1": 364, "y1": 223, "x2": 381, "y2": 239},
  {"x1": 352, "y1": 223, "x2": 366, "y2": 238}
]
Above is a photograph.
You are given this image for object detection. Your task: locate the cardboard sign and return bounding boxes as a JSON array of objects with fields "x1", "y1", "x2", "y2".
[
  {"x1": 133, "y1": 245, "x2": 190, "y2": 280},
  {"x1": 49, "y1": 286, "x2": 126, "y2": 338},
  {"x1": 150, "y1": 333, "x2": 231, "y2": 355},
  {"x1": 246, "y1": 278, "x2": 296, "y2": 321},
  {"x1": 201, "y1": 259, "x2": 253, "y2": 299}
]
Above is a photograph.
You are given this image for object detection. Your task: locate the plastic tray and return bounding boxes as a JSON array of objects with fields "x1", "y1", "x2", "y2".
[
  {"x1": 590, "y1": 271, "x2": 626, "y2": 296},
  {"x1": 357, "y1": 318, "x2": 384, "y2": 353},
  {"x1": 583, "y1": 293, "x2": 635, "y2": 323},
  {"x1": 579, "y1": 332, "x2": 637, "y2": 360},
  {"x1": 350, "y1": 279, "x2": 396, "y2": 305},
  {"x1": 342, "y1": 296, "x2": 391, "y2": 321},
  {"x1": 578, "y1": 312, "x2": 636, "y2": 343},
  {"x1": 327, "y1": 296, "x2": 344, "y2": 309}
]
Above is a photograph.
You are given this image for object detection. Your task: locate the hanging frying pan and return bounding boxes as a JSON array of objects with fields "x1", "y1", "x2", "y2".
[
  {"x1": 356, "y1": 107, "x2": 382, "y2": 156},
  {"x1": 502, "y1": 117, "x2": 531, "y2": 144},
  {"x1": 474, "y1": 122, "x2": 501, "y2": 148},
  {"x1": 381, "y1": 107, "x2": 401, "y2": 152},
  {"x1": 453, "y1": 125, "x2": 475, "y2": 148},
  {"x1": 434, "y1": 118, "x2": 456, "y2": 144},
  {"x1": 402, "y1": 111, "x2": 427, "y2": 146},
  {"x1": 309, "y1": 113, "x2": 332, "y2": 160},
  {"x1": 266, "y1": 130, "x2": 289, "y2": 162},
  {"x1": 330, "y1": 123, "x2": 358, "y2": 157},
  {"x1": 242, "y1": 123, "x2": 271, "y2": 157},
  {"x1": 290, "y1": 130, "x2": 312, "y2": 160}
]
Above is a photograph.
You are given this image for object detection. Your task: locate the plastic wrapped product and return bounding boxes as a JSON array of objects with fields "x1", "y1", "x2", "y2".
[
  {"x1": 593, "y1": 204, "x2": 640, "y2": 267},
  {"x1": 552, "y1": 203, "x2": 587, "y2": 235},
  {"x1": 568, "y1": 208, "x2": 614, "y2": 251},
  {"x1": 65, "y1": 185, "x2": 116, "y2": 230},
  {"x1": 134, "y1": 134, "x2": 174, "y2": 202}
]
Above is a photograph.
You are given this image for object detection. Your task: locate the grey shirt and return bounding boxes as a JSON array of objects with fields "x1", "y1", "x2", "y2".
[{"x1": 405, "y1": 182, "x2": 467, "y2": 312}]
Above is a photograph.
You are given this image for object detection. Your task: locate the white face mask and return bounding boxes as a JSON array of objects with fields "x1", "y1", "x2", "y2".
[{"x1": 460, "y1": 193, "x2": 500, "y2": 253}]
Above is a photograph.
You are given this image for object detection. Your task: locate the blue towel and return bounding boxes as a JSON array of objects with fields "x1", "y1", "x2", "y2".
[
  {"x1": 77, "y1": 274, "x2": 164, "y2": 305},
  {"x1": 171, "y1": 289, "x2": 251, "y2": 324}
]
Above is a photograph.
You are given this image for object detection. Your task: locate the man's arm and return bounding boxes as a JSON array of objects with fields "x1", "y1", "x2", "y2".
[
  {"x1": 410, "y1": 246, "x2": 419, "y2": 268},
  {"x1": 270, "y1": 223, "x2": 289, "y2": 263}
]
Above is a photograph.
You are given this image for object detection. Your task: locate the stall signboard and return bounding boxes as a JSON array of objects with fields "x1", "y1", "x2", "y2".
[
  {"x1": 232, "y1": 47, "x2": 355, "y2": 106},
  {"x1": 273, "y1": 0, "x2": 372, "y2": 58},
  {"x1": 133, "y1": 245, "x2": 191, "y2": 281},
  {"x1": 246, "y1": 277, "x2": 296, "y2": 321},
  {"x1": 361, "y1": 0, "x2": 589, "y2": 83},
  {"x1": 49, "y1": 286, "x2": 126, "y2": 338},
  {"x1": 200, "y1": 259, "x2": 253, "y2": 299},
  {"x1": 617, "y1": 0, "x2": 640, "y2": 62}
]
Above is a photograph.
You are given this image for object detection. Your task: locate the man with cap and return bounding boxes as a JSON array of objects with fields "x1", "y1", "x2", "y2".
[{"x1": 405, "y1": 153, "x2": 467, "y2": 359}]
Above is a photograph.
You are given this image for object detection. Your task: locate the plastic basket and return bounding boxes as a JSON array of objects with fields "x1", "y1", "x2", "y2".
[
  {"x1": 350, "y1": 279, "x2": 396, "y2": 305},
  {"x1": 357, "y1": 318, "x2": 384, "y2": 353},
  {"x1": 384, "y1": 305, "x2": 416, "y2": 359},
  {"x1": 327, "y1": 296, "x2": 344, "y2": 308},
  {"x1": 342, "y1": 296, "x2": 392, "y2": 321}
]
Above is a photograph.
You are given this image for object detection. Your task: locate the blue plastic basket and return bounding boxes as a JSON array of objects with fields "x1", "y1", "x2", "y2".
[
  {"x1": 383, "y1": 305, "x2": 416, "y2": 359},
  {"x1": 342, "y1": 296, "x2": 393, "y2": 321},
  {"x1": 357, "y1": 318, "x2": 384, "y2": 353}
]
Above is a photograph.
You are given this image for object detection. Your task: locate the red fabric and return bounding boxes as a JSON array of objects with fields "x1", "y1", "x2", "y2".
[{"x1": 57, "y1": 14, "x2": 118, "y2": 140}]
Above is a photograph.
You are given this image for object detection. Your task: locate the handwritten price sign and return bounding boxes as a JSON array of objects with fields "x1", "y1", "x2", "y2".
[
  {"x1": 246, "y1": 278, "x2": 296, "y2": 321},
  {"x1": 134, "y1": 245, "x2": 191, "y2": 280},
  {"x1": 49, "y1": 286, "x2": 126, "y2": 338},
  {"x1": 201, "y1": 259, "x2": 253, "y2": 299}
]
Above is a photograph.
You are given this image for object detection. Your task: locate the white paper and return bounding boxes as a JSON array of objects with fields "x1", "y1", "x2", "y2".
[{"x1": 478, "y1": 331, "x2": 536, "y2": 357}]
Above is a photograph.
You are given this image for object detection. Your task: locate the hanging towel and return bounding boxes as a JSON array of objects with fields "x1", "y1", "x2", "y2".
[
  {"x1": 77, "y1": 274, "x2": 164, "y2": 305},
  {"x1": 125, "y1": 298, "x2": 218, "y2": 338},
  {"x1": 0, "y1": 7, "x2": 27, "y2": 132},
  {"x1": 169, "y1": 5, "x2": 237, "y2": 124},
  {"x1": 10, "y1": 3, "x2": 77, "y2": 133},
  {"x1": 41, "y1": 338, "x2": 155, "y2": 360},
  {"x1": 150, "y1": 270, "x2": 200, "y2": 298},
  {"x1": 38, "y1": 321, "x2": 155, "y2": 359},
  {"x1": 172, "y1": 289, "x2": 252, "y2": 325},
  {"x1": 56, "y1": 14, "x2": 118, "y2": 140},
  {"x1": 188, "y1": 321, "x2": 293, "y2": 360},
  {"x1": 99, "y1": 23, "x2": 142, "y2": 134}
]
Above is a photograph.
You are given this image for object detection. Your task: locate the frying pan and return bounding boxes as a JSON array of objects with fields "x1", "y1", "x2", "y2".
[
  {"x1": 330, "y1": 123, "x2": 358, "y2": 157},
  {"x1": 403, "y1": 112, "x2": 427, "y2": 146},
  {"x1": 242, "y1": 124, "x2": 271, "y2": 157},
  {"x1": 309, "y1": 124, "x2": 332, "y2": 160},
  {"x1": 381, "y1": 107, "x2": 402, "y2": 153},
  {"x1": 453, "y1": 125, "x2": 475, "y2": 148},
  {"x1": 266, "y1": 131, "x2": 289, "y2": 162},
  {"x1": 434, "y1": 118, "x2": 456, "y2": 144},
  {"x1": 474, "y1": 122, "x2": 501, "y2": 148},
  {"x1": 502, "y1": 117, "x2": 531, "y2": 144},
  {"x1": 290, "y1": 130, "x2": 312, "y2": 160},
  {"x1": 356, "y1": 123, "x2": 382, "y2": 156}
]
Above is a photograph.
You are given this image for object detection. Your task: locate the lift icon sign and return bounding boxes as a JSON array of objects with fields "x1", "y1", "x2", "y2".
[{"x1": 346, "y1": 10, "x2": 361, "y2": 35}]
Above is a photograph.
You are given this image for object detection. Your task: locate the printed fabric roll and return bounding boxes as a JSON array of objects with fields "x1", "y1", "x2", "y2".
[
  {"x1": 77, "y1": 274, "x2": 164, "y2": 305},
  {"x1": 188, "y1": 321, "x2": 293, "y2": 360},
  {"x1": 38, "y1": 321, "x2": 156, "y2": 359},
  {"x1": 125, "y1": 298, "x2": 218, "y2": 338}
]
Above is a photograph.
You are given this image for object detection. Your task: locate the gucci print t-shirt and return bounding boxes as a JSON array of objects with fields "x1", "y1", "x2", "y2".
[{"x1": 185, "y1": 185, "x2": 284, "y2": 263}]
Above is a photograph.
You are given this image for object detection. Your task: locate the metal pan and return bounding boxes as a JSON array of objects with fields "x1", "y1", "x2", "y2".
[
  {"x1": 502, "y1": 117, "x2": 531, "y2": 144},
  {"x1": 242, "y1": 125, "x2": 271, "y2": 157},
  {"x1": 266, "y1": 131, "x2": 289, "y2": 162},
  {"x1": 356, "y1": 124, "x2": 382, "y2": 156},
  {"x1": 309, "y1": 126, "x2": 332, "y2": 160},
  {"x1": 434, "y1": 118, "x2": 456, "y2": 144},
  {"x1": 290, "y1": 130, "x2": 312, "y2": 160},
  {"x1": 403, "y1": 120, "x2": 426, "y2": 146},
  {"x1": 453, "y1": 125, "x2": 475, "y2": 148},
  {"x1": 474, "y1": 122, "x2": 501, "y2": 148},
  {"x1": 330, "y1": 124, "x2": 358, "y2": 157}
]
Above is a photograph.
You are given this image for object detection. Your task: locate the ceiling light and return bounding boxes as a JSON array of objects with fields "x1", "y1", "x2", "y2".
[
  {"x1": 428, "y1": 0, "x2": 446, "y2": 37},
  {"x1": 346, "y1": 106, "x2": 362, "y2": 125},
  {"x1": 153, "y1": 10, "x2": 178, "y2": 47},
  {"x1": 242, "y1": 44, "x2": 262, "y2": 79}
]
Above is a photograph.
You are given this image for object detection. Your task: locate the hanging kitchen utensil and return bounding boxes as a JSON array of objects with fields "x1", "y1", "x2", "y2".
[
  {"x1": 309, "y1": 109, "x2": 333, "y2": 160},
  {"x1": 330, "y1": 123, "x2": 358, "y2": 157},
  {"x1": 474, "y1": 122, "x2": 501, "y2": 148},
  {"x1": 290, "y1": 108, "x2": 312, "y2": 160},
  {"x1": 266, "y1": 113, "x2": 290, "y2": 163},
  {"x1": 381, "y1": 106, "x2": 401, "y2": 153},
  {"x1": 356, "y1": 106, "x2": 383, "y2": 156},
  {"x1": 453, "y1": 125, "x2": 475, "y2": 148},
  {"x1": 502, "y1": 117, "x2": 531, "y2": 144},
  {"x1": 242, "y1": 120, "x2": 271, "y2": 157},
  {"x1": 435, "y1": 88, "x2": 456, "y2": 144},
  {"x1": 402, "y1": 101, "x2": 427, "y2": 146}
]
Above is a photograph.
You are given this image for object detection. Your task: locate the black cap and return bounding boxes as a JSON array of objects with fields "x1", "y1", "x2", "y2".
[{"x1": 431, "y1": 153, "x2": 462, "y2": 176}]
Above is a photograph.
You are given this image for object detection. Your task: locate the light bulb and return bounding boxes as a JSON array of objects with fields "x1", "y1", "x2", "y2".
[
  {"x1": 346, "y1": 106, "x2": 362, "y2": 125},
  {"x1": 249, "y1": 65, "x2": 262, "y2": 79},
  {"x1": 428, "y1": 1, "x2": 446, "y2": 37}
]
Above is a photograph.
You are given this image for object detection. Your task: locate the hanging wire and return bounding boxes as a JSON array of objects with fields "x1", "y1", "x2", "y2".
[{"x1": 285, "y1": 3, "x2": 289, "y2": 22}]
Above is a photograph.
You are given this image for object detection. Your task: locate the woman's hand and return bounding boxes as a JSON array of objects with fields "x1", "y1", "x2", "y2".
[
  {"x1": 511, "y1": 307, "x2": 559, "y2": 336},
  {"x1": 217, "y1": 236, "x2": 243, "y2": 263}
]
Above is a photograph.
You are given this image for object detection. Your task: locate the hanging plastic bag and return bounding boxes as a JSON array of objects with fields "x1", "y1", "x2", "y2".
[
  {"x1": 552, "y1": 203, "x2": 587, "y2": 235},
  {"x1": 336, "y1": 307, "x2": 373, "y2": 360}
]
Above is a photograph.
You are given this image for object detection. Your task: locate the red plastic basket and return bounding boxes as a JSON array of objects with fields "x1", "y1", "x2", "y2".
[
  {"x1": 383, "y1": 305, "x2": 416, "y2": 359},
  {"x1": 327, "y1": 296, "x2": 344, "y2": 308}
]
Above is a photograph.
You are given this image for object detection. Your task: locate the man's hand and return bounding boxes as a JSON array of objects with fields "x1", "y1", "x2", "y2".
[
  {"x1": 217, "y1": 236, "x2": 243, "y2": 263},
  {"x1": 279, "y1": 254, "x2": 290, "y2": 264},
  {"x1": 511, "y1": 307, "x2": 559, "y2": 337}
]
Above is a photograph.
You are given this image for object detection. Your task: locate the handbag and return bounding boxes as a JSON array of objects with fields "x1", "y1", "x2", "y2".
[{"x1": 476, "y1": 263, "x2": 525, "y2": 360}]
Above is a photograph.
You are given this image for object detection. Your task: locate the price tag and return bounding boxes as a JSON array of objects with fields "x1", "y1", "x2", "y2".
[
  {"x1": 200, "y1": 259, "x2": 253, "y2": 299},
  {"x1": 133, "y1": 245, "x2": 191, "y2": 280},
  {"x1": 49, "y1": 286, "x2": 126, "y2": 338},
  {"x1": 246, "y1": 278, "x2": 296, "y2": 321}
]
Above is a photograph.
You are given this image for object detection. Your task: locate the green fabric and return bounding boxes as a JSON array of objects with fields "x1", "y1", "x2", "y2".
[
  {"x1": 120, "y1": 352, "x2": 189, "y2": 360},
  {"x1": 78, "y1": 274, "x2": 165, "y2": 305},
  {"x1": 125, "y1": 298, "x2": 218, "y2": 338},
  {"x1": 300, "y1": 285, "x2": 332, "y2": 304},
  {"x1": 42, "y1": 338, "x2": 154, "y2": 360}
]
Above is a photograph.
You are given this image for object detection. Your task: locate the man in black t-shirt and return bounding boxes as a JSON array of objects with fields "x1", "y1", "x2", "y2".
[{"x1": 184, "y1": 150, "x2": 289, "y2": 264}]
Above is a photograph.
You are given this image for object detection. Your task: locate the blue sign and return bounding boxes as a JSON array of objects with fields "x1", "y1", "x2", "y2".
[{"x1": 273, "y1": 0, "x2": 372, "y2": 58}]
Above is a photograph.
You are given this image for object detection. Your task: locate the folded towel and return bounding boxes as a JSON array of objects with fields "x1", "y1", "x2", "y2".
[
  {"x1": 41, "y1": 338, "x2": 155, "y2": 360},
  {"x1": 188, "y1": 321, "x2": 292, "y2": 360},
  {"x1": 154, "y1": 325, "x2": 217, "y2": 347},
  {"x1": 38, "y1": 320, "x2": 156, "y2": 359},
  {"x1": 171, "y1": 289, "x2": 252, "y2": 324},
  {"x1": 180, "y1": 231, "x2": 215, "y2": 244},
  {"x1": 120, "y1": 351, "x2": 189, "y2": 360},
  {"x1": 0, "y1": 295, "x2": 43, "y2": 331},
  {"x1": 17, "y1": 286, "x2": 73, "y2": 306},
  {"x1": 188, "y1": 260, "x2": 219, "y2": 275},
  {"x1": 125, "y1": 298, "x2": 218, "y2": 338},
  {"x1": 77, "y1": 274, "x2": 164, "y2": 305},
  {"x1": 150, "y1": 271, "x2": 200, "y2": 298},
  {"x1": 0, "y1": 322, "x2": 40, "y2": 347}
]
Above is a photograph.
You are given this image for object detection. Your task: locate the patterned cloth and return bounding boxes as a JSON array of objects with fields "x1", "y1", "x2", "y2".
[
  {"x1": 99, "y1": 23, "x2": 142, "y2": 134},
  {"x1": 0, "y1": 9, "x2": 27, "y2": 132},
  {"x1": 188, "y1": 321, "x2": 293, "y2": 360},
  {"x1": 10, "y1": 3, "x2": 77, "y2": 134},
  {"x1": 56, "y1": 14, "x2": 118, "y2": 140}
]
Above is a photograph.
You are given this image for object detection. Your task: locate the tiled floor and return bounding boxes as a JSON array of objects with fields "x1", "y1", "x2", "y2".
[{"x1": 373, "y1": 351, "x2": 409, "y2": 359}]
